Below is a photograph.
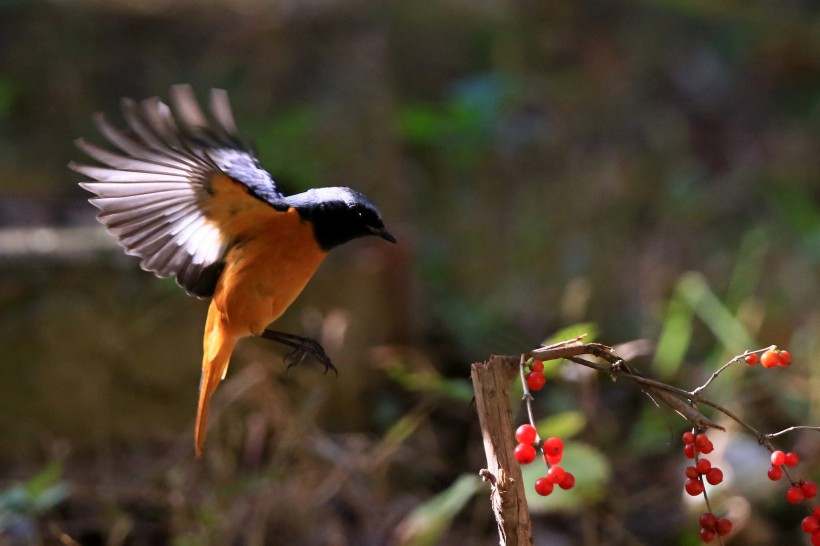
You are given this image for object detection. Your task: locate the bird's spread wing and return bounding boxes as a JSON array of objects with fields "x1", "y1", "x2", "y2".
[{"x1": 71, "y1": 85, "x2": 286, "y2": 297}]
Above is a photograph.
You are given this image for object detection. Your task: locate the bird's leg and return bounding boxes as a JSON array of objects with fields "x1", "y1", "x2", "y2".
[{"x1": 260, "y1": 329, "x2": 337, "y2": 374}]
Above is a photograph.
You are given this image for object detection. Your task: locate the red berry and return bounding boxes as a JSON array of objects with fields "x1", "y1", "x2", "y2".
[
  {"x1": 547, "y1": 465, "x2": 566, "y2": 484},
  {"x1": 778, "y1": 350, "x2": 791, "y2": 366},
  {"x1": 543, "y1": 437, "x2": 564, "y2": 457},
  {"x1": 803, "y1": 516, "x2": 820, "y2": 534},
  {"x1": 699, "y1": 512, "x2": 717, "y2": 531},
  {"x1": 784, "y1": 452, "x2": 799, "y2": 467},
  {"x1": 685, "y1": 479, "x2": 705, "y2": 496},
  {"x1": 684, "y1": 444, "x2": 696, "y2": 459},
  {"x1": 813, "y1": 530, "x2": 820, "y2": 546},
  {"x1": 801, "y1": 481, "x2": 818, "y2": 499},
  {"x1": 545, "y1": 452, "x2": 562, "y2": 465},
  {"x1": 694, "y1": 434, "x2": 710, "y2": 451},
  {"x1": 715, "y1": 518, "x2": 732, "y2": 536},
  {"x1": 814, "y1": 506, "x2": 820, "y2": 520},
  {"x1": 767, "y1": 465, "x2": 783, "y2": 481},
  {"x1": 685, "y1": 466, "x2": 699, "y2": 480},
  {"x1": 771, "y1": 450, "x2": 786, "y2": 466},
  {"x1": 558, "y1": 472, "x2": 575, "y2": 490},
  {"x1": 534, "y1": 477, "x2": 554, "y2": 496},
  {"x1": 705, "y1": 468, "x2": 723, "y2": 486},
  {"x1": 515, "y1": 424, "x2": 537, "y2": 445},
  {"x1": 531, "y1": 359, "x2": 544, "y2": 373},
  {"x1": 761, "y1": 349, "x2": 782, "y2": 368},
  {"x1": 514, "y1": 443, "x2": 536, "y2": 464},
  {"x1": 682, "y1": 431, "x2": 695, "y2": 444},
  {"x1": 786, "y1": 486, "x2": 805, "y2": 504},
  {"x1": 693, "y1": 434, "x2": 713, "y2": 454},
  {"x1": 699, "y1": 528, "x2": 715, "y2": 543},
  {"x1": 696, "y1": 458, "x2": 711, "y2": 474},
  {"x1": 744, "y1": 353, "x2": 759, "y2": 366},
  {"x1": 526, "y1": 371, "x2": 546, "y2": 391}
]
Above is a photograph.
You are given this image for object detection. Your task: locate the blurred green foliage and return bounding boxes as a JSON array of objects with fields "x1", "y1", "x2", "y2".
[
  {"x1": 0, "y1": 462, "x2": 69, "y2": 544},
  {"x1": 0, "y1": 0, "x2": 818, "y2": 544},
  {"x1": 392, "y1": 474, "x2": 483, "y2": 546}
]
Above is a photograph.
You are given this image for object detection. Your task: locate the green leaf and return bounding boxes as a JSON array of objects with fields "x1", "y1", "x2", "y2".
[
  {"x1": 380, "y1": 406, "x2": 429, "y2": 448},
  {"x1": 25, "y1": 461, "x2": 62, "y2": 498},
  {"x1": 0, "y1": 462, "x2": 69, "y2": 516},
  {"x1": 383, "y1": 358, "x2": 474, "y2": 403},
  {"x1": 533, "y1": 411, "x2": 587, "y2": 440},
  {"x1": 542, "y1": 323, "x2": 599, "y2": 346},
  {"x1": 654, "y1": 272, "x2": 756, "y2": 378},
  {"x1": 653, "y1": 291, "x2": 694, "y2": 379},
  {"x1": 30, "y1": 484, "x2": 69, "y2": 513},
  {"x1": 393, "y1": 474, "x2": 483, "y2": 546},
  {"x1": 677, "y1": 272, "x2": 755, "y2": 353}
]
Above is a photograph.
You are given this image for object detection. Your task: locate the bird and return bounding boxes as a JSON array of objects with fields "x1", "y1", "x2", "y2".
[{"x1": 70, "y1": 85, "x2": 395, "y2": 456}]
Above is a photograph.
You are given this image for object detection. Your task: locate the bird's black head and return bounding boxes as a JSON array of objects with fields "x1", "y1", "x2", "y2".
[{"x1": 285, "y1": 187, "x2": 396, "y2": 251}]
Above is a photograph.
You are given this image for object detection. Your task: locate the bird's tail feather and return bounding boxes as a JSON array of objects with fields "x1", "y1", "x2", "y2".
[{"x1": 195, "y1": 301, "x2": 237, "y2": 457}]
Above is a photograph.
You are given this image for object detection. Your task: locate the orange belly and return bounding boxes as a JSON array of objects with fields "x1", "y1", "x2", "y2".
[
  {"x1": 195, "y1": 206, "x2": 327, "y2": 455},
  {"x1": 211, "y1": 207, "x2": 327, "y2": 338}
]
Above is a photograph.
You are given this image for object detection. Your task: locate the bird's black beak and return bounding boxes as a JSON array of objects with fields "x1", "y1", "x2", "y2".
[
  {"x1": 367, "y1": 224, "x2": 397, "y2": 243},
  {"x1": 379, "y1": 229, "x2": 397, "y2": 244}
]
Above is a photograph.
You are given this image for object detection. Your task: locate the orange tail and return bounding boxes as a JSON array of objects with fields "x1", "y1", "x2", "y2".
[{"x1": 195, "y1": 300, "x2": 238, "y2": 457}]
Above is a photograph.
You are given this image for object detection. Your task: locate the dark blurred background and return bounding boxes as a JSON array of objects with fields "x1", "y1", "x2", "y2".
[{"x1": 0, "y1": 1, "x2": 818, "y2": 544}]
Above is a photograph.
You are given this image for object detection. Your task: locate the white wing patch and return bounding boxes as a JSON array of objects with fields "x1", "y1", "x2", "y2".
[{"x1": 70, "y1": 86, "x2": 245, "y2": 297}]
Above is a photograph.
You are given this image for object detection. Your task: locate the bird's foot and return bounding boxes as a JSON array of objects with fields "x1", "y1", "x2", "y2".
[{"x1": 260, "y1": 329, "x2": 337, "y2": 374}]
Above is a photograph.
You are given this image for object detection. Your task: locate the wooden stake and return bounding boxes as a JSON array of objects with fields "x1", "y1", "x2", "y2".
[{"x1": 471, "y1": 355, "x2": 534, "y2": 546}]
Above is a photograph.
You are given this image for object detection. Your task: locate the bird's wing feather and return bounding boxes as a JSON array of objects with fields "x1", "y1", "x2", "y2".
[{"x1": 71, "y1": 85, "x2": 286, "y2": 297}]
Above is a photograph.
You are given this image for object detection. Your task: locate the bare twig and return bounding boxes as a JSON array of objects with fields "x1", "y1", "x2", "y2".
[
  {"x1": 691, "y1": 346, "x2": 775, "y2": 397},
  {"x1": 563, "y1": 354, "x2": 724, "y2": 431},
  {"x1": 518, "y1": 355, "x2": 540, "y2": 442},
  {"x1": 765, "y1": 425, "x2": 820, "y2": 439}
]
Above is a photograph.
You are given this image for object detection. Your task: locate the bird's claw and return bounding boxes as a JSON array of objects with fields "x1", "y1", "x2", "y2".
[
  {"x1": 261, "y1": 329, "x2": 337, "y2": 374},
  {"x1": 283, "y1": 339, "x2": 337, "y2": 374}
]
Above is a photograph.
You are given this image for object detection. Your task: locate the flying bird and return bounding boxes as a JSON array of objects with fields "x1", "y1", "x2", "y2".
[{"x1": 70, "y1": 85, "x2": 395, "y2": 456}]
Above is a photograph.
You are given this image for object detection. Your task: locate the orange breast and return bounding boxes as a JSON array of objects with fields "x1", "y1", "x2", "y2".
[{"x1": 206, "y1": 175, "x2": 327, "y2": 337}]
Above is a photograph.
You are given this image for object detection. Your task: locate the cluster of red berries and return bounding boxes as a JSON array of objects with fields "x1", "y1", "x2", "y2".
[
  {"x1": 681, "y1": 431, "x2": 730, "y2": 542},
  {"x1": 767, "y1": 450, "x2": 817, "y2": 505},
  {"x1": 513, "y1": 424, "x2": 575, "y2": 496},
  {"x1": 767, "y1": 449, "x2": 799, "y2": 482},
  {"x1": 744, "y1": 348, "x2": 791, "y2": 368},
  {"x1": 765, "y1": 442, "x2": 820, "y2": 544},
  {"x1": 682, "y1": 432, "x2": 723, "y2": 496},
  {"x1": 697, "y1": 512, "x2": 732, "y2": 543},
  {"x1": 766, "y1": 450, "x2": 818, "y2": 505},
  {"x1": 682, "y1": 431, "x2": 715, "y2": 459},
  {"x1": 802, "y1": 507, "x2": 820, "y2": 545},
  {"x1": 525, "y1": 359, "x2": 546, "y2": 391}
]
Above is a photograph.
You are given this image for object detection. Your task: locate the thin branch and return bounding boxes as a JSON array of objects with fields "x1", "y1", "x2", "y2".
[
  {"x1": 765, "y1": 425, "x2": 820, "y2": 439},
  {"x1": 518, "y1": 355, "x2": 539, "y2": 438},
  {"x1": 565, "y1": 355, "x2": 723, "y2": 431},
  {"x1": 691, "y1": 346, "x2": 775, "y2": 397},
  {"x1": 529, "y1": 341, "x2": 820, "y2": 451}
]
